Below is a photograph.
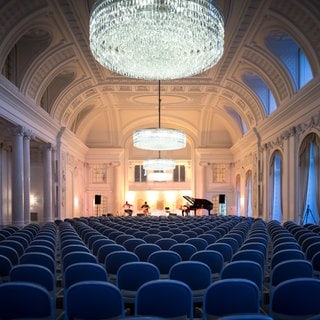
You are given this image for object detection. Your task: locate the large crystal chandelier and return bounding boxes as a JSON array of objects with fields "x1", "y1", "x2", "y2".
[
  {"x1": 133, "y1": 81, "x2": 186, "y2": 150},
  {"x1": 89, "y1": 0, "x2": 224, "y2": 80},
  {"x1": 143, "y1": 158, "x2": 176, "y2": 171}
]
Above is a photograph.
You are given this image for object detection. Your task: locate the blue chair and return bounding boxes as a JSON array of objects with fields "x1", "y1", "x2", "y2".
[
  {"x1": 216, "y1": 237, "x2": 240, "y2": 254},
  {"x1": 0, "y1": 254, "x2": 12, "y2": 282},
  {"x1": 20, "y1": 252, "x2": 56, "y2": 274},
  {"x1": 134, "y1": 243, "x2": 161, "y2": 262},
  {"x1": 92, "y1": 238, "x2": 115, "y2": 256},
  {"x1": 64, "y1": 281, "x2": 124, "y2": 320},
  {"x1": 31, "y1": 239, "x2": 56, "y2": 252},
  {"x1": 206, "y1": 243, "x2": 233, "y2": 263},
  {"x1": 240, "y1": 242, "x2": 267, "y2": 260},
  {"x1": 142, "y1": 234, "x2": 162, "y2": 243},
  {"x1": 270, "y1": 248, "x2": 305, "y2": 269},
  {"x1": 272, "y1": 241, "x2": 301, "y2": 255},
  {"x1": 190, "y1": 249, "x2": 224, "y2": 280},
  {"x1": 231, "y1": 249, "x2": 265, "y2": 276},
  {"x1": 0, "y1": 239, "x2": 25, "y2": 257},
  {"x1": 220, "y1": 260, "x2": 264, "y2": 298},
  {"x1": 148, "y1": 250, "x2": 182, "y2": 279},
  {"x1": 10, "y1": 264, "x2": 55, "y2": 300},
  {"x1": 62, "y1": 251, "x2": 97, "y2": 272},
  {"x1": 117, "y1": 261, "x2": 160, "y2": 303},
  {"x1": 61, "y1": 244, "x2": 90, "y2": 258},
  {"x1": 114, "y1": 234, "x2": 135, "y2": 245},
  {"x1": 105, "y1": 251, "x2": 139, "y2": 283},
  {"x1": 311, "y1": 251, "x2": 320, "y2": 277},
  {"x1": 198, "y1": 233, "x2": 217, "y2": 245},
  {"x1": 269, "y1": 259, "x2": 313, "y2": 293},
  {"x1": 306, "y1": 241, "x2": 320, "y2": 260},
  {"x1": 169, "y1": 260, "x2": 212, "y2": 303},
  {"x1": 203, "y1": 279, "x2": 260, "y2": 319},
  {"x1": 97, "y1": 243, "x2": 126, "y2": 264},
  {"x1": 63, "y1": 262, "x2": 108, "y2": 289},
  {"x1": 169, "y1": 243, "x2": 197, "y2": 261},
  {"x1": 171, "y1": 233, "x2": 190, "y2": 243},
  {"x1": 269, "y1": 278, "x2": 320, "y2": 319},
  {"x1": 0, "y1": 282, "x2": 54, "y2": 319},
  {"x1": 155, "y1": 237, "x2": 178, "y2": 250},
  {"x1": 185, "y1": 237, "x2": 208, "y2": 251},
  {"x1": 123, "y1": 238, "x2": 146, "y2": 252},
  {"x1": 25, "y1": 245, "x2": 55, "y2": 260},
  {"x1": 0, "y1": 246, "x2": 19, "y2": 265},
  {"x1": 135, "y1": 279, "x2": 193, "y2": 319}
]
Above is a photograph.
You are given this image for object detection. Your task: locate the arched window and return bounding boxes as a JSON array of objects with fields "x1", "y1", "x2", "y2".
[
  {"x1": 225, "y1": 106, "x2": 248, "y2": 135},
  {"x1": 235, "y1": 174, "x2": 241, "y2": 216},
  {"x1": 265, "y1": 30, "x2": 313, "y2": 91},
  {"x1": 299, "y1": 133, "x2": 320, "y2": 224},
  {"x1": 270, "y1": 151, "x2": 283, "y2": 222},
  {"x1": 246, "y1": 170, "x2": 253, "y2": 217},
  {"x1": 242, "y1": 72, "x2": 277, "y2": 116}
]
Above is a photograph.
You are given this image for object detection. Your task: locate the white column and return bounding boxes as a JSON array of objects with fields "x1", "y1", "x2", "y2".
[
  {"x1": 23, "y1": 131, "x2": 32, "y2": 225},
  {"x1": 12, "y1": 127, "x2": 24, "y2": 226},
  {"x1": 43, "y1": 143, "x2": 53, "y2": 222}
]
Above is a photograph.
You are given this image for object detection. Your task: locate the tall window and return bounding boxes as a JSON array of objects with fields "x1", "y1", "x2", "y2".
[
  {"x1": 173, "y1": 165, "x2": 185, "y2": 182},
  {"x1": 270, "y1": 152, "x2": 283, "y2": 222},
  {"x1": 246, "y1": 171, "x2": 253, "y2": 217},
  {"x1": 299, "y1": 134, "x2": 320, "y2": 224},
  {"x1": 134, "y1": 165, "x2": 147, "y2": 182}
]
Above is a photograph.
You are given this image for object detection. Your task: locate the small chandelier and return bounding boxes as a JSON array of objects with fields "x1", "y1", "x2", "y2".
[
  {"x1": 133, "y1": 81, "x2": 186, "y2": 151},
  {"x1": 89, "y1": 0, "x2": 224, "y2": 80},
  {"x1": 143, "y1": 151, "x2": 176, "y2": 171},
  {"x1": 148, "y1": 171, "x2": 172, "y2": 182}
]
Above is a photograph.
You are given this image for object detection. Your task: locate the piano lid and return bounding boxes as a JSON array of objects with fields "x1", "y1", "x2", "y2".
[{"x1": 183, "y1": 196, "x2": 213, "y2": 206}]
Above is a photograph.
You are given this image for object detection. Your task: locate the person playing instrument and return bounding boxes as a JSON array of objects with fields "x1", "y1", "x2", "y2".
[
  {"x1": 141, "y1": 201, "x2": 150, "y2": 215},
  {"x1": 123, "y1": 201, "x2": 133, "y2": 216},
  {"x1": 182, "y1": 204, "x2": 190, "y2": 216}
]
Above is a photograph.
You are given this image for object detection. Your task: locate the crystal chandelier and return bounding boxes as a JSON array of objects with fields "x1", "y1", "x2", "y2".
[
  {"x1": 133, "y1": 81, "x2": 186, "y2": 150},
  {"x1": 89, "y1": 0, "x2": 224, "y2": 80},
  {"x1": 148, "y1": 171, "x2": 172, "y2": 182},
  {"x1": 143, "y1": 158, "x2": 176, "y2": 171}
]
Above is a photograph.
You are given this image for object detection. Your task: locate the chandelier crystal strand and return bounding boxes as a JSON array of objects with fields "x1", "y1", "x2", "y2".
[{"x1": 89, "y1": 0, "x2": 224, "y2": 80}]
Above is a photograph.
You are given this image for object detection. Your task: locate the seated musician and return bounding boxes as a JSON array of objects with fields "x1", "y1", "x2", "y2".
[
  {"x1": 141, "y1": 201, "x2": 150, "y2": 215},
  {"x1": 123, "y1": 201, "x2": 133, "y2": 216},
  {"x1": 181, "y1": 204, "x2": 190, "y2": 216}
]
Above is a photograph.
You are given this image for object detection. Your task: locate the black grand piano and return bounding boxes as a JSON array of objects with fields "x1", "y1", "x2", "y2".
[{"x1": 183, "y1": 196, "x2": 213, "y2": 216}]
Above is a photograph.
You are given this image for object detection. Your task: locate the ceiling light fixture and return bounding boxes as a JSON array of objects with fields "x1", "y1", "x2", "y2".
[
  {"x1": 133, "y1": 81, "x2": 186, "y2": 150},
  {"x1": 89, "y1": 0, "x2": 224, "y2": 80},
  {"x1": 143, "y1": 152, "x2": 176, "y2": 171},
  {"x1": 148, "y1": 171, "x2": 172, "y2": 182}
]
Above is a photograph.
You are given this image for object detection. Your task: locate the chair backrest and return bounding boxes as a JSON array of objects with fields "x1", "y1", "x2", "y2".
[
  {"x1": 203, "y1": 279, "x2": 260, "y2": 319},
  {"x1": 133, "y1": 243, "x2": 161, "y2": 262},
  {"x1": 0, "y1": 282, "x2": 54, "y2": 319},
  {"x1": 0, "y1": 254, "x2": 13, "y2": 280},
  {"x1": 190, "y1": 249, "x2": 224, "y2": 279},
  {"x1": 218, "y1": 315, "x2": 273, "y2": 320},
  {"x1": 0, "y1": 245, "x2": 19, "y2": 265},
  {"x1": 306, "y1": 241, "x2": 320, "y2": 260},
  {"x1": 169, "y1": 260, "x2": 212, "y2": 302},
  {"x1": 216, "y1": 237, "x2": 240, "y2": 254},
  {"x1": 142, "y1": 234, "x2": 162, "y2": 243},
  {"x1": 169, "y1": 243, "x2": 197, "y2": 261},
  {"x1": 272, "y1": 241, "x2": 301, "y2": 255},
  {"x1": 97, "y1": 243, "x2": 126, "y2": 264},
  {"x1": 155, "y1": 237, "x2": 178, "y2": 250},
  {"x1": 270, "y1": 259, "x2": 313, "y2": 289},
  {"x1": 20, "y1": 252, "x2": 56, "y2": 274},
  {"x1": 122, "y1": 238, "x2": 146, "y2": 252},
  {"x1": 185, "y1": 237, "x2": 208, "y2": 251},
  {"x1": 231, "y1": 249, "x2": 265, "y2": 275},
  {"x1": 0, "y1": 240, "x2": 25, "y2": 256},
  {"x1": 220, "y1": 260, "x2": 263, "y2": 293},
  {"x1": 170, "y1": 233, "x2": 190, "y2": 243},
  {"x1": 62, "y1": 251, "x2": 97, "y2": 272},
  {"x1": 135, "y1": 279, "x2": 193, "y2": 319},
  {"x1": 240, "y1": 242, "x2": 267, "y2": 260},
  {"x1": 105, "y1": 251, "x2": 139, "y2": 282},
  {"x1": 198, "y1": 233, "x2": 217, "y2": 245},
  {"x1": 147, "y1": 250, "x2": 182, "y2": 278},
  {"x1": 270, "y1": 248, "x2": 305, "y2": 269},
  {"x1": 64, "y1": 281, "x2": 124, "y2": 320},
  {"x1": 61, "y1": 244, "x2": 90, "y2": 259},
  {"x1": 63, "y1": 262, "x2": 108, "y2": 289},
  {"x1": 25, "y1": 245, "x2": 55, "y2": 260},
  {"x1": 206, "y1": 243, "x2": 233, "y2": 263},
  {"x1": 270, "y1": 278, "x2": 320, "y2": 319},
  {"x1": 117, "y1": 261, "x2": 160, "y2": 303},
  {"x1": 10, "y1": 264, "x2": 55, "y2": 293},
  {"x1": 92, "y1": 238, "x2": 115, "y2": 256}
]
